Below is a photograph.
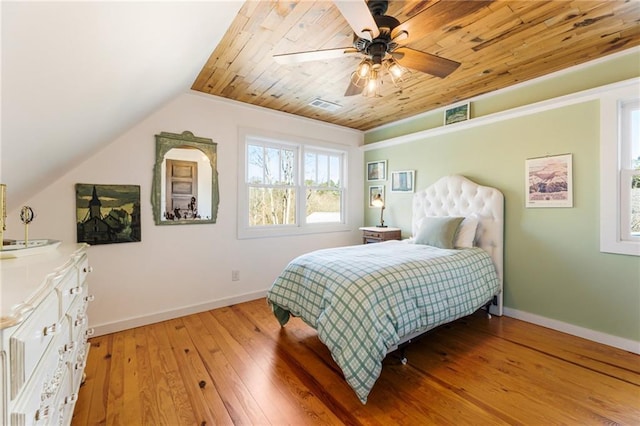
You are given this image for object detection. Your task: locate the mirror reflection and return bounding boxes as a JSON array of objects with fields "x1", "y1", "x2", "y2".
[{"x1": 152, "y1": 131, "x2": 219, "y2": 225}]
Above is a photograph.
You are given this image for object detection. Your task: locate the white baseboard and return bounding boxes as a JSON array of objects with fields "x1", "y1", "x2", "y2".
[
  {"x1": 503, "y1": 307, "x2": 640, "y2": 355},
  {"x1": 91, "y1": 290, "x2": 268, "y2": 337},
  {"x1": 91, "y1": 294, "x2": 640, "y2": 356}
]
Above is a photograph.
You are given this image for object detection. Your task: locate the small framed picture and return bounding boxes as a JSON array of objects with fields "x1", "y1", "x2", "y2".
[
  {"x1": 391, "y1": 170, "x2": 415, "y2": 193},
  {"x1": 525, "y1": 153, "x2": 573, "y2": 208},
  {"x1": 444, "y1": 102, "x2": 470, "y2": 125},
  {"x1": 368, "y1": 185, "x2": 384, "y2": 208},
  {"x1": 367, "y1": 160, "x2": 387, "y2": 181}
]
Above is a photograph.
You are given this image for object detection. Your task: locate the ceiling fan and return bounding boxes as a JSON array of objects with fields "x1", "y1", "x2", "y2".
[{"x1": 273, "y1": 0, "x2": 462, "y2": 97}]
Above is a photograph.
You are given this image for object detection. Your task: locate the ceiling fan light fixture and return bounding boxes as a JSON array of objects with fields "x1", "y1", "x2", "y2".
[
  {"x1": 363, "y1": 69, "x2": 381, "y2": 97},
  {"x1": 385, "y1": 58, "x2": 405, "y2": 86},
  {"x1": 356, "y1": 59, "x2": 372, "y2": 78}
]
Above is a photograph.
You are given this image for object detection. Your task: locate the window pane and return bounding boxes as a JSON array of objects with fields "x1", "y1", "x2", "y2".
[
  {"x1": 304, "y1": 152, "x2": 316, "y2": 184},
  {"x1": 248, "y1": 187, "x2": 296, "y2": 226},
  {"x1": 630, "y1": 172, "x2": 640, "y2": 236},
  {"x1": 306, "y1": 189, "x2": 341, "y2": 223},
  {"x1": 264, "y1": 147, "x2": 280, "y2": 184},
  {"x1": 317, "y1": 154, "x2": 328, "y2": 186},
  {"x1": 281, "y1": 148, "x2": 295, "y2": 185},
  {"x1": 247, "y1": 144, "x2": 264, "y2": 183},
  {"x1": 631, "y1": 109, "x2": 640, "y2": 236},
  {"x1": 329, "y1": 155, "x2": 341, "y2": 187},
  {"x1": 631, "y1": 109, "x2": 639, "y2": 170}
]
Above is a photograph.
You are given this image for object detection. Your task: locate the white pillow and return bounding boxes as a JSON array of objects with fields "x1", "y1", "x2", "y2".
[{"x1": 454, "y1": 214, "x2": 479, "y2": 248}]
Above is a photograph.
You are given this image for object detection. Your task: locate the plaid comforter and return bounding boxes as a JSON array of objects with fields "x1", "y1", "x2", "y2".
[{"x1": 266, "y1": 240, "x2": 500, "y2": 404}]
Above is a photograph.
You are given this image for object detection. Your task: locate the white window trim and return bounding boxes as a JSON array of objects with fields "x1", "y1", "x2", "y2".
[
  {"x1": 238, "y1": 127, "x2": 349, "y2": 239},
  {"x1": 600, "y1": 81, "x2": 640, "y2": 256}
]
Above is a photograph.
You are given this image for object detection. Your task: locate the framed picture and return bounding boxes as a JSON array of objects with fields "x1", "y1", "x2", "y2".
[
  {"x1": 525, "y1": 153, "x2": 573, "y2": 208},
  {"x1": 444, "y1": 102, "x2": 470, "y2": 125},
  {"x1": 368, "y1": 185, "x2": 385, "y2": 208},
  {"x1": 367, "y1": 160, "x2": 387, "y2": 181},
  {"x1": 76, "y1": 183, "x2": 142, "y2": 244},
  {"x1": 391, "y1": 170, "x2": 415, "y2": 193}
]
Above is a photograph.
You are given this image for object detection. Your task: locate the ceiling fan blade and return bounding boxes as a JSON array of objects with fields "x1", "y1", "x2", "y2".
[
  {"x1": 344, "y1": 79, "x2": 364, "y2": 97},
  {"x1": 391, "y1": 0, "x2": 491, "y2": 44},
  {"x1": 333, "y1": 0, "x2": 380, "y2": 40},
  {"x1": 393, "y1": 47, "x2": 460, "y2": 78},
  {"x1": 273, "y1": 47, "x2": 356, "y2": 65}
]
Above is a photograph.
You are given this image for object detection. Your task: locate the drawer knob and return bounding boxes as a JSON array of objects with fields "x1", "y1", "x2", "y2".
[
  {"x1": 84, "y1": 294, "x2": 95, "y2": 302},
  {"x1": 65, "y1": 393, "x2": 78, "y2": 404},
  {"x1": 85, "y1": 328, "x2": 95, "y2": 338},
  {"x1": 75, "y1": 316, "x2": 86, "y2": 327},
  {"x1": 70, "y1": 286, "x2": 83, "y2": 295},
  {"x1": 83, "y1": 266, "x2": 93, "y2": 273},
  {"x1": 43, "y1": 323, "x2": 58, "y2": 336},
  {"x1": 36, "y1": 406, "x2": 50, "y2": 420}
]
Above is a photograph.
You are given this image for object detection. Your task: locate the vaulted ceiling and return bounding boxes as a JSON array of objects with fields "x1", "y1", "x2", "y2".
[
  {"x1": 2, "y1": 1, "x2": 639, "y2": 211},
  {"x1": 192, "y1": 0, "x2": 640, "y2": 131}
]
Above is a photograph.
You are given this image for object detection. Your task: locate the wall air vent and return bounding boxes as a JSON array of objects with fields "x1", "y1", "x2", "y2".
[{"x1": 308, "y1": 98, "x2": 343, "y2": 112}]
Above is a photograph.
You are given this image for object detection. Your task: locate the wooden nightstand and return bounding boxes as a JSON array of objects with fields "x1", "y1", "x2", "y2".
[{"x1": 359, "y1": 227, "x2": 402, "y2": 244}]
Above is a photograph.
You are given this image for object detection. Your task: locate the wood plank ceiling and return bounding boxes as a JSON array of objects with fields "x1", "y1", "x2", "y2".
[{"x1": 192, "y1": 0, "x2": 640, "y2": 131}]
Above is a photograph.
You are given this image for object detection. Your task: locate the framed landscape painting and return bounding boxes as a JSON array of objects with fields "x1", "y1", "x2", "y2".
[
  {"x1": 525, "y1": 154, "x2": 573, "y2": 208},
  {"x1": 444, "y1": 103, "x2": 470, "y2": 125}
]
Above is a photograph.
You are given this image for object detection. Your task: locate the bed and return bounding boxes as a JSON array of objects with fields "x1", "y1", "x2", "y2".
[{"x1": 266, "y1": 175, "x2": 504, "y2": 403}]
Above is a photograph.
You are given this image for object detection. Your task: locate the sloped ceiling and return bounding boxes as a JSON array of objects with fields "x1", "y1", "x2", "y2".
[
  {"x1": 2, "y1": 1, "x2": 639, "y2": 212},
  {"x1": 1, "y1": 1, "x2": 242, "y2": 212},
  {"x1": 192, "y1": 1, "x2": 640, "y2": 130}
]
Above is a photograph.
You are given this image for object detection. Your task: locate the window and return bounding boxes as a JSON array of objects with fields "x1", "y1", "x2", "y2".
[
  {"x1": 238, "y1": 129, "x2": 348, "y2": 238},
  {"x1": 304, "y1": 150, "x2": 343, "y2": 224},
  {"x1": 619, "y1": 99, "x2": 640, "y2": 242},
  {"x1": 600, "y1": 82, "x2": 640, "y2": 256},
  {"x1": 246, "y1": 143, "x2": 297, "y2": 227}
]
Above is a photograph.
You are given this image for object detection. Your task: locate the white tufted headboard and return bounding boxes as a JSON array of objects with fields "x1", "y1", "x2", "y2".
[{"x1": 412, "y1": 175, "x2": 504, "y2": 315}]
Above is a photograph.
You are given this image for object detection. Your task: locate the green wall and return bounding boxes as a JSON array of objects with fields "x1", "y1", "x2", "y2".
[
  {"x1": 363, "y1": 50, "x2": 640, "y2": 342},
  {"x1": 366, "y1": 50, "x2": 640, "y2": 144}
]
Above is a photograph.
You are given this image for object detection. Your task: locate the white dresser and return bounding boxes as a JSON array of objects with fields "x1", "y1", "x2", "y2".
[{"x1": 0, "y1": 243, "x2": 93, "y2": 426}]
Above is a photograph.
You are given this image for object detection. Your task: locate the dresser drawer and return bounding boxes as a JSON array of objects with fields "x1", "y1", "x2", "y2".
[
  {"x1": 10, "y1": 315, "x2": 71, "y2": 424},
  {"x1": 9, "y1": 290, "x2": 60, "y2": 399},
  {"x1": 77, "y1": 254, "x2": 90, "y2": 283},
  {"x1": 57, "y1": 265, "x2": 81, "y2": 316},
  {"x1": 50, "y1": 362, "x2": 75, "y2": 426},
  {"x1": 70, "y1": 340, "x2": 91, "y2": 394}
]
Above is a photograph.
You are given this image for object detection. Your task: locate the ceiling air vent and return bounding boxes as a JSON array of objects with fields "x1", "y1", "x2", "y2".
[{"x1": 308, "y1": 98, "x2": 342, "y2": 112}]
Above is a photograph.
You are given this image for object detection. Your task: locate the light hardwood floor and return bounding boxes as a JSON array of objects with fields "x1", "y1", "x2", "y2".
[{"x1": 72, "y1": 299, "x2": 640, "y2": 425}]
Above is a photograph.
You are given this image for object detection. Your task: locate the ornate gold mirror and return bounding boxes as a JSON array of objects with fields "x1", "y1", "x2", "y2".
[{"x1": 151, "y1": 131, "x2": 219, "y2": 225}]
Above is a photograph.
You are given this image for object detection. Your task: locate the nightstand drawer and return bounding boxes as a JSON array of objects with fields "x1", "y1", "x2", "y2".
[
  {"x1": 365, "y1": 231, "x2": 383, "y2": 239},
  {"x1": 360, "y1": 227, "x2": 402, "y2": 244}
]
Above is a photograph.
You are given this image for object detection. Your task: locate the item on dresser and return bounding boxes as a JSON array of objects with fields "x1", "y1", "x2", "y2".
[
  {"x1": 0, "y1": 243, "x2": 93, "y2": 426},
  {"x1": 0, "y1": 239, "x2": 62, "y2": 259},
  {"x1": 19, "y1": 206, "x2": 35, "y2": 246}
]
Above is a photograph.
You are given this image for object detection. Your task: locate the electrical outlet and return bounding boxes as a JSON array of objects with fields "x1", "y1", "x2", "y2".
[{"x1": 232, "y1": 270, "x2": 240, "y2": 281}]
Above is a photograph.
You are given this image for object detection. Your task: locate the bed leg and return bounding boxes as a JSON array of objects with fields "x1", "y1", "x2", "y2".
[
  {"x1": 400, "y1": 347, "x2": 408, "y2": 365},
  {"x1": 484, "y1": 300, "x2": 493, "y2": 319}
]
